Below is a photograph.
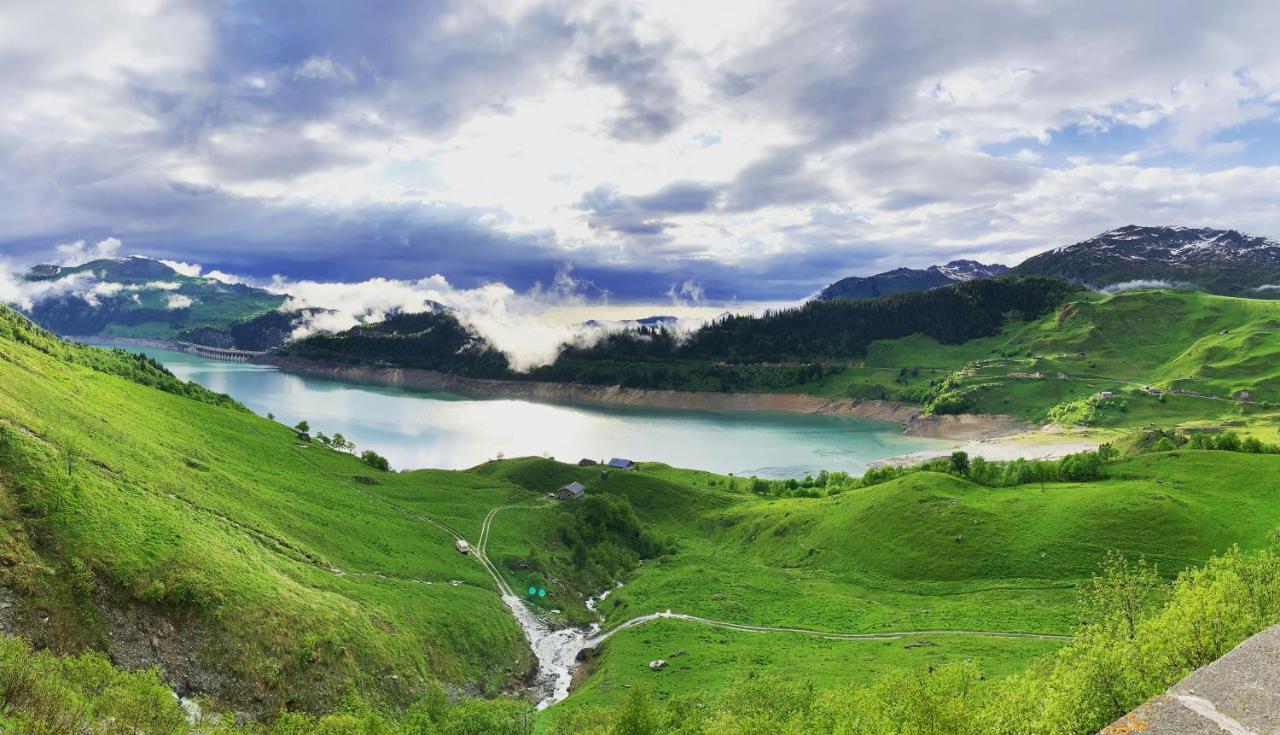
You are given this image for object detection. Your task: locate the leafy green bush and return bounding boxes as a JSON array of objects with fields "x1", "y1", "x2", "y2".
[
  {"x1": 560, "y1": 495, "x2": 668, "y2": 586},
  {"x1": 360, "y1": 450, "x2": 391, "y2": 472}
]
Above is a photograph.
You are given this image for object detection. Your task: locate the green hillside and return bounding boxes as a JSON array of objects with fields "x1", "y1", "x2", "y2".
[
  {"x1": 5, "y1": 301, "x2": 1280, "y2": 733},
  {"x1": 0, "y1": 305, "x2": 535, "y2": 713}
]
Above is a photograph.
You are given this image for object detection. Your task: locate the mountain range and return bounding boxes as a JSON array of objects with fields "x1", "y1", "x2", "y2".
[
  {"x1": 1011, "y1": 225, "x2": 1280, "y2": 295},
  {"x1": 816, "y1": 260, "x2": 1009, "y2": 301},
  {"x1": 13, "y1": 225, "x2": 1280, "y2": 351},
  {"x1": 816, "y1": 225, "x2": 1280, "y2": 301},
  {"x1": 20, "y1": 256, "x2": 285, "y2": 342}
]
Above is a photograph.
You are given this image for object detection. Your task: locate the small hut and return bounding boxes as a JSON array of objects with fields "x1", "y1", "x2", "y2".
[{"x1": 555, "y1": 481, "x2": 586, "y2": 501}]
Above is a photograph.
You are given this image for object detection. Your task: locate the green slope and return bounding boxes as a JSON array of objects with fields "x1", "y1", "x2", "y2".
[{"x1": 0, "y1": 305, "x2": 533, "y2": 712}]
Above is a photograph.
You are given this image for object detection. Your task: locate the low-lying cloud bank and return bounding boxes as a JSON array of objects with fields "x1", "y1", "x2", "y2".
[
  {"x1": 265, "y1": 267, "x2": 733, "y2": 370},
  {"x1": 1, "y1": 243, "x2": 772, "y2": 371},
  {"x1": 1098, "y1": 279, "x2": 1193, "y2": 294}
]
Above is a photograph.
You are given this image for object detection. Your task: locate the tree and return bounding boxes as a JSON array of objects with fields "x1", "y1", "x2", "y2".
[
  {"x1": 611, "y1": 688, "x2": 662, "y2": 735},
  {"x1": 332, "y1": 433, "x2": 352, "y2": 453},
  {"x1": 1078, "y1": 551, "x2": 1164, "y2": 639},
  {"x1": 63, "y1": 437, "x2": 79, "y2": 478},
  {"x1": 360, "y1": 450, "x2": 390, "y2": 471},
  {"x1": 294, "y1": 420, "x2": 310, "y2": 433},
  {"x1": 267, "y1": 412, "x2": 275, "y2": 421},
  {"x1": 949, "y1": 450, "x2": 970, "y2": 476}
]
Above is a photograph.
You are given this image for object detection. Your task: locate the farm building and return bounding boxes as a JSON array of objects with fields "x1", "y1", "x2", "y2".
[
  {"x1": 578, "y1": 458, "x2": 598, "y2": 467},
  {"x1": 455, "y1": 539, "x2": 471, "y2": 555},
  {"x1": 608, "y1": 457, "x2": 636, "y2": 470},
  {"x1": 555, "y1": 481, "x2": 586, "y2": 500}
]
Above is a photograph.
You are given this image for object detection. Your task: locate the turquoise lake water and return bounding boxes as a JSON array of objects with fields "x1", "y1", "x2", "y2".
[{"x1": 137, "y1": 347, "x2": 952, "y2": 478}]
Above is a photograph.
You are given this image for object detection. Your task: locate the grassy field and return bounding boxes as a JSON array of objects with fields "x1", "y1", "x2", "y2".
[{"x1": 6, "y1": 300, "x2": 1280, "y2": 732}]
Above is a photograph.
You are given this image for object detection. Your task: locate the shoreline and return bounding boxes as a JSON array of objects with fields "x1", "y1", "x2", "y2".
[
  {"x1": 871, "y1": 425, "x2": 1104, "y2": 468},
  {"x1": 258, "y1": 355, "x2": 1030, "y2": 441}
]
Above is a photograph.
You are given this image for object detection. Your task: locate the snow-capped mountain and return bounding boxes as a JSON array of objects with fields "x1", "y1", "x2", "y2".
[
  {"x1": 816, "y1": 260, "x2": 1009, "y2": 301},
  {"x1": 1013, "y1": 225, "x2": 1280, "y2": 295}
]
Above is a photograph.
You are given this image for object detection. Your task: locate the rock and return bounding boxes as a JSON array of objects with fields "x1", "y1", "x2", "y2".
[{"x1": 648, "y1": 659, "x2": 667, "y2": 670}]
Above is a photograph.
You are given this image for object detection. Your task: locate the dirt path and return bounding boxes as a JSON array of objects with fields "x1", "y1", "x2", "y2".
[{"x1": 586, "y1": 610, "x2": 1071, "y2": 646}]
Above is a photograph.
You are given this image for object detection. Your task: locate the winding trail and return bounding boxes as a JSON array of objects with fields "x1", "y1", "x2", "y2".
[{"x1": 585, "y1": 611, "x2": 1071, "y2": 646}]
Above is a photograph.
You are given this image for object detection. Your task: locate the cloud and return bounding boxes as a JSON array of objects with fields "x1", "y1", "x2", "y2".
[
  {"x1": 5, "y1": 1, "x2": 1280, "y2": 301},
  {"x1": 292, "y1": 55, "x2": 355, "y2": 83},
  {"x1": 666, "y1": 280, "x2": 705, "y2": 306},
  {"x1": 0, "y1": 265, "x2": 124, "y2": 309},
  {"x1": 581, "y1": 19, "x2": 684, "y2": 142},
  {"x1": 160, "y1": 260, "x2": 203, "y2": 277},
  {"x1": 206, "y1": 269, "x2": 251, "y2": 285},
  {"x1": 166, "y1": 294, "x2": 194, "y2": 309},
  {"x1": 1099, "y1": 279, "x2": 1192, "y2": 294},
  {"x1": 271, "y1": 266, "x2": 619, "y2": 370},
  {"x1": 54, "y1": 237, "x2": 123, "y2": 265}
]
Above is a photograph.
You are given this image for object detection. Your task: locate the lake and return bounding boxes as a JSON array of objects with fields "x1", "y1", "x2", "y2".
[{"x1": 136, "y1": 347, "x2": 953, "y2": 478}]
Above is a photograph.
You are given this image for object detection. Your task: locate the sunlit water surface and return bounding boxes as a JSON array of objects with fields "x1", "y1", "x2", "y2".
[{"x1": 134, "y1": 347, "x2": 953, "y2": 479}]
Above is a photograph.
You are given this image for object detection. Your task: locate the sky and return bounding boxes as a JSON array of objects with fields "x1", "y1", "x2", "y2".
[{"x1": 4, "y1": 0, "x2": 1280, "y2": 302}]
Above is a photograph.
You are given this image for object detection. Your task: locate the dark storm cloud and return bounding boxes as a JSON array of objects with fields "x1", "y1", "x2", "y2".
[{"x1": 582, "y1": 25, "x2": 684, "y2": 142}]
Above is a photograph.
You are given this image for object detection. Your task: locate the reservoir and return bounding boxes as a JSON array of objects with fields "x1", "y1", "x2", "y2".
[{"x1": 137, "y1": 347, "x2": 953, "y2": 479}]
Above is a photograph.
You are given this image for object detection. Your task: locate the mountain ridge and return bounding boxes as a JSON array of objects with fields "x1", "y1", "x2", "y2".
[
  {"x1": 816, "y1": 259, "x2": 1009, "y2": 301},
  {"x1": 1012, "y1": 224, "x2": 1280, "y2": 295}
]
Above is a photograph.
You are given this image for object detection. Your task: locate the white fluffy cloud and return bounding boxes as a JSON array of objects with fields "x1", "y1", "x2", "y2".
[
  {"x1": 160, "y1": 260, "x2": 203, "y2": 277},
  {"x1": 54, "y1": 237, "x2": 123, "y2": 265}
]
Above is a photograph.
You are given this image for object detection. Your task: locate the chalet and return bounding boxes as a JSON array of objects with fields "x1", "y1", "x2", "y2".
[
  {"x1": 455, "y1": 539, "x2": 471, "y2": 555},
  {"x1": 1096, "y1": 390, "x2": 1115, "y2": 400},
  {"x1": 608, "y1": 458, "x2": 636, "y2": 470},
  {"x1": 555, "y1": 481, "x2": 586, "y2": 500}
]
